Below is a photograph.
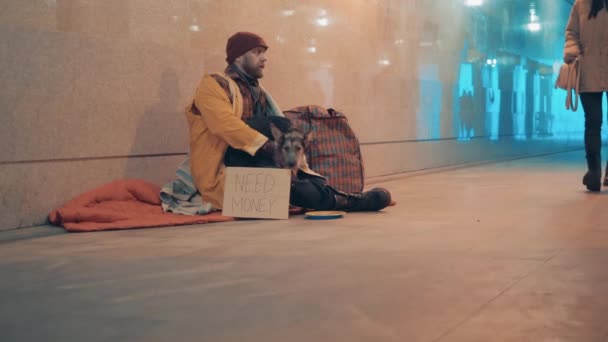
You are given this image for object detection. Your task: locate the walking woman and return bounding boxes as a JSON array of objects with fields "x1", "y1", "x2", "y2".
[{"x1": 564, "y1": 0, "x2": 608, "y2": 191}]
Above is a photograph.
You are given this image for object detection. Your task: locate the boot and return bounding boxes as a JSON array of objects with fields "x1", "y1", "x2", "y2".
[
  {"x1": 583, "y1": 154, "x2": 601, "y2": 192},
  {"x1": 583, "y1": 171, "x2": 601, "y2": 192},
  {"x1": 333, "y1": 188, "x2": 392, "y2": 212}
]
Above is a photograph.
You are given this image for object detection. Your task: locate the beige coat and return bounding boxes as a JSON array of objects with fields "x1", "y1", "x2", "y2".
[{"x1": 564, "y1": 0, "x2": 608, "y2": 92}]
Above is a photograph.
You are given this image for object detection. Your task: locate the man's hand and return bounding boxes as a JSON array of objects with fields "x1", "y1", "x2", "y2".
[{"x1": 255, "y1": 140, "x2": 277, "y2": 159}]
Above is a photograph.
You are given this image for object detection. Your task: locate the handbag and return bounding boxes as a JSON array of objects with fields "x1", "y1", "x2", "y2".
[
  {"x1": 554, "y1": 58, "x2": 581, "y2": 111},
  {"x1": 284, "y1": 105, "x2": 365, "y2": 193}
]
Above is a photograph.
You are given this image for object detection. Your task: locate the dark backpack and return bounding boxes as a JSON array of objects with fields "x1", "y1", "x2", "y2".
[{"x1": 283, "y1": 105, "x2": 365, "y2": 193}]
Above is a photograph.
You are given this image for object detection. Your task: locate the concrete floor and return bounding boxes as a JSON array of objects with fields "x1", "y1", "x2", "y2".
[{"x1": 2, "y1": 150, "x2": 608, "y2": 342}]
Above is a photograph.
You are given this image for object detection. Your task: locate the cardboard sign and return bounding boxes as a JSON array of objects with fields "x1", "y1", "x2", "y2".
[{"x1": 222, "y1": 167, "x2": 291, "y2": 219}]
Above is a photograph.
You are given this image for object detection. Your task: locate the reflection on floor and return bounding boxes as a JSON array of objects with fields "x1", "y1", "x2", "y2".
[{"x1": 2, "y1": 149, "x2": 608, "y2": 342}]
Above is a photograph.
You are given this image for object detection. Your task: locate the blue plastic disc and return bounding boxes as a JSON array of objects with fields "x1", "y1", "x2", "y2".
[{"x1": 304, "y1": 211, "x2": 346, "y2": 220}]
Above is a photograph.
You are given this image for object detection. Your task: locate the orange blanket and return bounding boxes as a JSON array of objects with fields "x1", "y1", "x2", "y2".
[{"x1": 48, "y1": 179, "x2": 234, "y2": 232}]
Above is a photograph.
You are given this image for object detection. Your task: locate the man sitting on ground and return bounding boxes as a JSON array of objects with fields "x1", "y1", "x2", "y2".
[{"x1": 185, "y1": 31, "x2": 392, "y2": 213}]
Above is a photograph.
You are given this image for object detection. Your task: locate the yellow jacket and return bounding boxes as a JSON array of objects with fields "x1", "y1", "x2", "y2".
[{"x1": 185, "y1": 74, "x2": 268, "y2": 209}]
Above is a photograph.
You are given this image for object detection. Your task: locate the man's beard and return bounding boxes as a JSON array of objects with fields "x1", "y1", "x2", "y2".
[{"x1": 243, "y1": 61, "x2": 263, "y2": 79}]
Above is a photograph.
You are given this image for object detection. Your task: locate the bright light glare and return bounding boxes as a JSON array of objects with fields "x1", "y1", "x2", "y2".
[
  {"x1": 527, "y1": 22, "x2": 541, "y2": 32},
  {"x1": 378, "y1": 58, "x2": 391, "y2": 66},
  {"x1": 465, "y1": 0, "x2": 483, "y2": 7},
  {"x1": 316, "y1": 17, "x2": 329, "y2": 26},
  {"x1": 527, "y1": 6, "x2": 541, "y2": 32}
]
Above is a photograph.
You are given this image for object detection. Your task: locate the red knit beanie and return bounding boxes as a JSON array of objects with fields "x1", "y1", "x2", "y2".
[{"x1": 225, "y1": 32, "x2": 268, "y2": 64}]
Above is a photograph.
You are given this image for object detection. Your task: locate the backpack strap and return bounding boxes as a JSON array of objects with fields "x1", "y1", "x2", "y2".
[{"x1": 211, "y1": 73, "x2": 239, "y2": 113}]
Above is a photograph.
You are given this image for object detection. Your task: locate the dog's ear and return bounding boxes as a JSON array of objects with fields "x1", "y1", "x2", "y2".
[
  {"x1": 270, "y1": 122, "x2": 283, "y2": 141},
  {"x1": 270, "y1": 116, "x2": 292, "y2": 132},
  {"x1": 304, "y1": 131, "x2": 313, "y2": 146}
]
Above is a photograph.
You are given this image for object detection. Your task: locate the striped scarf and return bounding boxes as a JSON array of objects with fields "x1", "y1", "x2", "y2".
[{"x1": 226, "y1": 64, "x2": 269, "y2": 119}]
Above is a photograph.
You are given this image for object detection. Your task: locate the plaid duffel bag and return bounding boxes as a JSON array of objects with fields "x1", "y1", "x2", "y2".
[{"x1": 283, "y1": 105, "x2": 365, "y2": 193}]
